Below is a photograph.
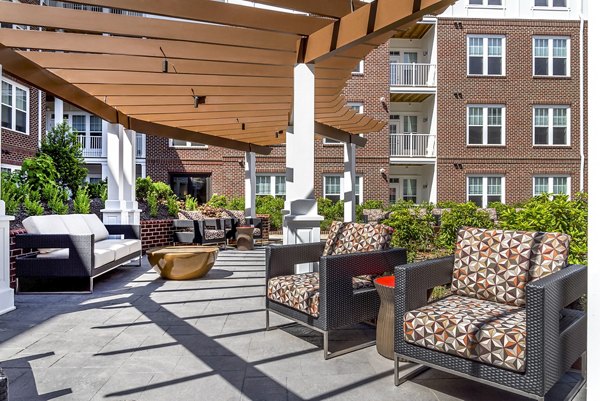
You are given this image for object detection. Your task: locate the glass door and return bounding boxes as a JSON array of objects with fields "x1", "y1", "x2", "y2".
[
  {"x1": 403, "y1": 179, "x2": 418, "y2": 203},
  {"x1": 403, "y1": 52, "x2": 418, "y2": 85}
]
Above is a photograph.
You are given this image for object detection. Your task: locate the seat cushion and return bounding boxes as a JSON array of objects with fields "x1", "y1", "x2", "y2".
[
  {"x1": 22, "y1": 215, "x2": 71, "y2": 254},
  {"x1": 178, "y1": 211, "x2": 205, "y2": 221},
  {"x1": 404, "y1": 295, "x2": 526, "y2": 372},
  {"x1": 36, "y1": 247, "x2": 116, "y2": 269},
  {"x1": 204, "y1": 229, "x2": 225, "y2": 241},
  {"x1": 267, "y1": 273, "x2": 375, "y2": 318},
  {"x1": 81, "y1": 214, "x2": 109, "y2": 242},
  {"x1": 95, "y1": 240, "x2": 133, "y2": 260},
  {"x1": 530, "y1": 232, "x2": 570, "y2": 281},
  {"x1": 450, "y1": 227, "x2": 535, "y2": 307},
  {"x1": 322, "y1": 221, "x2": 394, "y2": 256}
]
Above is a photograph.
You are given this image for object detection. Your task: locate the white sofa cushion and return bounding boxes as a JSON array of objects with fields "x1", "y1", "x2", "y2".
[
  {"x1": 37, "y1": 247, "x2": 116, "y2": 269},
  {"x1": 95, "y1": 240, "x2": 135, "y2": 260},
  {"x1": 22, "y1": 215, "x2": 71, "y2": 253},
  {"x1": 82, "y1": 214, "x2": 109, "y2": 242},
  {"x1": 60, "y1": 214, "x2": 93, "y2": 236}
]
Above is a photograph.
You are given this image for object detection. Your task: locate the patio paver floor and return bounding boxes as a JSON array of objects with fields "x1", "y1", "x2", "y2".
[{"x1": 0, "y1": 248, "x2": 585, "y2": 401}]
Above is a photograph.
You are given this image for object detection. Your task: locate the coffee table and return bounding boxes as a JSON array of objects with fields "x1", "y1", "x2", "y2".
[
  {"x1": 147, "y1": 246, "x2": 219, "y2": 280},
  {"x1": 374, "y1": 275, "x2": 395, "y2": 359},
  {"x1": 235, "y1": 226, "x2": 255, "y2": 251}
]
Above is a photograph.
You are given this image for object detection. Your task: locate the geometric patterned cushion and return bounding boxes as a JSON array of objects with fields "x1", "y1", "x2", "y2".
[
  {"x1": 363, "y1": 209, "x2": 390, "y2": 223},
  {"x1": 204, "y1": 229, "x2": 225, "y2": 240},
  {"x1": 221, "y1": 209, "x2": 246, "y2": 226},
  {"x1": 450, "y1": 227, "x2": 535, "y2": 307},
  {"x1": 267, "y1": 272, "x2": 375, "y2": 318},
  {"x1": 404, "y1": 295, "x2": 526, "y2": 372},
  {"x1": 322, "y1": 221, "x2": 394, "y2": 256},
  {"x1": 178, "y1": 211, "x2": 206, "y2": 221},
  {"x1": 530, "y1": 232, "x2": 570, "y2": 281}
]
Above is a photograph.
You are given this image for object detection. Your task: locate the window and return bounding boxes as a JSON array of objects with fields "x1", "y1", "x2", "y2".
[
  {"x1": 170, "y1": 173, "x2": 211, "y2": 204},
  {"x1": 468, "y1": 36, "x2": 505, "y2": 76},
  {"x1": 255, "y1": 175, "x2": 286, "y2": 198},
  {"x1": 352, "y1": 60, "x2": 364, "y2": 74},
  {"x1": 533, "y1": 106, "x2": 569, "y2": 145},
  {"x1": 1, "y1": 164, "x2": 20, "y2": 174},
  {"x1": 169, "y1": 139, "x2": 207, "y2": 148},
  {"x1": 533, "y1": 37, "x2": 569, "y2": 76},
  {"x1": 533, "y1": 0, "x2": 567, "y2": 7},
  {"x1": 467, "y1": 105, "x2": 505, "y2": 145},
  {"x1": 324, "y1": 102, "x2": 364, "y2": 144},
  {"x1": 533, "y1": 176, "x2": 570, "y2": 197},
  {"x1": 323, "y1": 175, "x2": 363, "y2": 204},
  {"x1": 468, "y1": 0, "x2": 503, "y2": 5},
  {"x1": 467, "y1": 176, "x2": 504, "y2": 207},
  {"x1": 1, "y1": 78, "x2": 28, "y2": 134}
]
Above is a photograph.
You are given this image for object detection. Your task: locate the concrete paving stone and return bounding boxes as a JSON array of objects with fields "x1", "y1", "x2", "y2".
[
  {"x1": 240, "y1": 376, "x2": 288, "y2": 401},
  {"x1": 138, "y1": 370, "x2": 245, "y2": 401},
  {"x1": 91, "y1": 371, "x2": 155, "y2": 400},
  {"x1": 117, "y1": 354, "x2": 183, "y2": 374}
]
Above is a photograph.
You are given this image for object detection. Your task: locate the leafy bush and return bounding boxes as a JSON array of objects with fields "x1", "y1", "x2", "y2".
[
  {"x1": 356, "y1": 200, "x2": 385, "y2": 222},
  {"x1": 317, "y1": 197, "x2": 344, "y2": 230},
  {"x1": 498, "y1": 193, "x2": 588, "y2": 265},
  {"x1": 48, "y1": 192, "x2": 69, "y2": 215},
  {"x1": 27, "y1": 188, "x2": 41, "y2": 203},
  {"x1": 436, "y1": 202, "x2": 495, "y2": 250},
  {"x1": 136, "y1": 177, "x2": 153, "y2": 200},
  {"x1": 207, "y1": 194, "x2": 228, "y2": 208},
  {"x1": 256, "y1": 196, "x2": 285, "y2": 230},
  {"x1": 41, "y1": 122, "x2": 87, "y2": 196},
  {"x1": 184, "y1": 194, "x2": 197, "y2": 211},
  {"x1": 24, "y1": 195, "x2": 44, "y2": 216},
  {"x1": 73, "y1": 188, "x2": 91, "y2": 214},
  {"x1": 147, "y1": 190, "x2": 159, "y2": 218},
  {"x1": 383, "y1": 202, "x2": 436, "y2": 262},
  {"x1": 41, "y1": 182, "x2": 62, "y2": 203},
  {"x1": 87, "y1": 179, "x2": 107, "y2": 199},
  {"x1": 1, "y1": 171, "x2": 24, "y2": 215},
  {"x1": 227, "y1": 197, "x2": 245, "y2": 211},
  {"x1": 167, "y1": 195, "x2": 180, "y2": 217},
  {"x1": 20, "y1": 154, "x2": 59, "y2": 194},
  {"x1": 152, "y1": 181, "x2": 174, "y2": 200}
]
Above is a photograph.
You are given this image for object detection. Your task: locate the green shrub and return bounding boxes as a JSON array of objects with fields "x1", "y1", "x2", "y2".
[
  {"x1": 48, "y1": 192, "x2": 69, "y2": 215},
  {"x1": 41, "y1": 182, "x2": 62, "y2": 203},
  {"x1": 87, "y1": 179, "x2": 107, "y2": 199},
  {"x1": 207, "y1": 194, "x2": 228, "y2": 208},
  {"x1": 356, "y1": 200, "x2": 385, "y2": 222},
  {"x1": 41, "y1": 122, "x2": 87, "y2": 196},
  {"x1": 227, "y1": 197, "x2": 245, "y2": 211},
  {"x1": 167, "y1": 195, "x2": 180, "y2": 217},
  {"x1": 152, "y1": 181, "x2": 174, "y2": 200},
  {"x1": 1, "y1": 171, "x2": 23, "y2": 215},
  {"x1": 498, "y1": 193, "x2": 588, "y2": 264},
  {"x1": 136, "y1": 177, "x2": 153, "y2": 200},
  {"x1": 383, "y1": 202, "x2": 436, "y2": 262},
  {"x1": 437, "y1": 202, "x2": 495, "y2": 250},
  {"x1": 73, "y1": 188, "x2": 91, "y2": 214},
  {"x1": 317, "y1": 197, "x2": 344, "y2": 230},
  {"x1": 26, "y1": 187, "x2": 41, "y2": 203},
  {"x1": 24, "y1": 194, "x2": 44, "y2": 216},
  {"x1": 256, "y1": 196, "x2": 285, "y2": 230},
  {"x1": 147, "y1": 190, "x2": 159, "y2": 218},
  {"x1": 184, "y1": 194, "x2": 197, "y2": 211},
  {"x1": 20, "y1": 154, "x2": 59, "y2": 194}
]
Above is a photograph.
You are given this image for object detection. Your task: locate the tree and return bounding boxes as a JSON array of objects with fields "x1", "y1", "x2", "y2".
[{"x1": 41, "y1": 122, "x2": 87, "y2": 197}]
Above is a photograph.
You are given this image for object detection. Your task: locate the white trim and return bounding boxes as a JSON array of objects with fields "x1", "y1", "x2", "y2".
[
  {"x1": 466, "y1": 104, "x2": 506, "y2": 146},
  {"x1": 168, "y1": 138, "x2": 208, "y2": 148},
  {"x1": 466, "y1": 0, "x2": 504, "y2": 7},
  {"x1": 0, "y1": 163, "x2": 20, "y2": 173},
  {"x1": 532, "y1": 105, "x2": 571, "y2": 146},
  {"x1": 532, "y1": 175, "x2": 571, "y2": 198},
  {"x1": 532, "y1": 0, "x2": 569, "y2": 9},
  {"x1": 351, "y1": 60, "x2": 365, "y2": 75},
  {"x1": 466, "y1": 175, "x2": 505, "y2": 207},
  {"x1": 1, "y1": 76, "x2": 30, "y2": 135},
  {"x1": 256, "y1": 174, "x2": 286, "y2": 197},
  {"x1": 532, "y1": 36, "x2": 571, "y2": 77},
  {"x1": 323, "y1": 174, "x2": 363, "y2": 204},
  {"x1": 466, "y1": 35, "x2": 506, "y2": 76}
]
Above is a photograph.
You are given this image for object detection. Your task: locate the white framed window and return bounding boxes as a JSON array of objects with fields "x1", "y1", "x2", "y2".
[
  {"x1": 467, "y1": 35, "x2": 505, "y2": 76},
  {"x1": 1, "y1": 163, "x2": 20, "y2": 174},
  {"x1": 533, "y1": 0, "x2": 567, "y2": 8},
  {"x1": 324, "y1": 102, "x2": 364, "y2": 145},
  {"x1": 1, "y1": 77, "x2": 29, "y2": 134},
  {"x1": 467, "y1": 176, "x2": 504, "y2": 207},
  {"x1": 467, "y1": 105, "x2": 505, "y2": 145},
  {"x1": 323, "y1": 175, "x2": 363, "y2": 204},
  {"x1": 533, "y1": 37, "x2": 569, "y2": 77},
  {"x1": 169, "y1": 139, "x2": 207, "y2": 148},
  {"x1": 533, "y1": 176, "x2": 570, "y2": 197},
  {"x1": 533, "y1": 106, "x2": 570, "y2": 145},
  {"x1": 352, "y1": 60, "x2": 365, "y2": 75},
  {"x1": 256, "y1": 175, "x2": 286, "y2": 198},
  {"x1": 468, "y1": 0, "x2": 503, "y2": 6}
]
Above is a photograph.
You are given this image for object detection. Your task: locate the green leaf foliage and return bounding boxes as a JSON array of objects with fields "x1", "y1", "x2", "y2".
[
  {"x1": 356, "y1": 200, "x2": 385, "y2": 222},
  {"x1": 166, "y1": 195, "x2": 180, "y2": 217},
  {"x1": 383, "y1": 201, "x2": 436, "y2": 262},
  {"x1": 1, "y1": 171, "x2": 24, "y2": 215},
  {"x1": 20, "y1": 154, "x2": 59, "y2": 195},
  {"x1": 317, "y1": 197, "x2": 344, "y2": 231},
  {"x1": 135, "y1": 177, "x2": 153, "y2": 200},
  {"x1": 152, "y1": 181, "x2": 174, "y2": 200},
  {"x1": 23, "y1": 194, "x2": 44, "y2": 216},
  {"x1": 184, "y1": 194, "x2": 197, "y2": 211},
  {"x1": 207, "y1": 194, "x2": 228, "y2": 208},
  {"x1": 147, "y1": 190, "x2": 159, "y2": 218},
  {"x1": 436, "y1": 202, "x2": 495, "y2": 250},
  {"x1": 256, "y1": 196, "x2": 285, "y2": 230},
  {"x1": 40, "y1": 122, "x2": 87, "y2": 196},
  {"x1": 86, "y1": 179, "x2": 107, "y2": 199},
  {"x1": 227, "y1": 197, "x2": 245, "y2": 211},
  {"x1": 73, "y1": 187, "x2": 91, "y2": 214}
]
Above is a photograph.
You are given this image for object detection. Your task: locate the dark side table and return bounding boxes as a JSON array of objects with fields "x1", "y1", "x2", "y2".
[{"x1": 374, "y1": 275, "x2": 395, "y2": 359}]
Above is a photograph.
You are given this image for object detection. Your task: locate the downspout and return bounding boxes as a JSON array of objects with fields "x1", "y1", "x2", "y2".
[
  {"x1": 38, "y1": 89, "x2": 42, "y2": 148},
  {"x1": 579, "y1": 0, "x2": 585, "y2": 192}
]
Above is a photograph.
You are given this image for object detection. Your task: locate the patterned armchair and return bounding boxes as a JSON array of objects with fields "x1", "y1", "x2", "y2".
[
  {"x1": 173, "y1": 211, "x2": 227, "y2": 246},
  {"x1": 394, "y1": 227, "x2": 586, "y2": 401},
  {"x1": 266, "y1": 221, "x2": 407, "y2": 359}
]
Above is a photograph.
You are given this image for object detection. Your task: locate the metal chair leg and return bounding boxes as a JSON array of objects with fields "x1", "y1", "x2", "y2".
[{"x1": 265, "y1": 309, "x2": 270, "y2": 330}]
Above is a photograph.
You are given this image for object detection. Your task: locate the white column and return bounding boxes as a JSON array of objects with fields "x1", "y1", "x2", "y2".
[
  {"x1": 0, "y1": 64, "x2": 15, "y2": 315},
  {"x1": 54, "y1": 98, "x2": 64, "y2": 127},
  {"x1": 283, "y1": 63, "x2": 323, "y2": 272},
  {"x1": 343, "y1": 143, "x2": 356, "y2": 222},
  {"x1": 244, "y1": 152, "x2": 256, "y2": 218}
]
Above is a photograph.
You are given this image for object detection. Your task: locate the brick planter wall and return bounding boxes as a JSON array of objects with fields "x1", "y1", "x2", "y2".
[
  {"x1": 141, "y1": 220, "x2": 175, "y2": 253},
  {"x1": 257, "y1": 214, "x2": 270, "y2": 241},
  {"x1": 9, "y1": 229, "x2": 37, "y2": 289}
]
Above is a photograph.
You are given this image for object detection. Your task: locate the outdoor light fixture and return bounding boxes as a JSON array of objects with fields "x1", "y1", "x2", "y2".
[
  {"x1": 275, "y1": 130, "x2": 283, "y2": 138},
  {"x1": 160, "y1": 47, "x2": 169, "y2": 73},
  {"x1": 242, "y1": 123, "x2": 246, "y2": 131},
  {"x1": 193, "y1": 96, "x2": 206, "y2": 108}
]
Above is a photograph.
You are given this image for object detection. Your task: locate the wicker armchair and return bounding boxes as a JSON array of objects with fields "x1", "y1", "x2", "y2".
[
  {"x1": 173, "y1": 211, "x2": 227, "y2": 246},
  {"x1": 266, "y1": 221, "x2": 407, "y2": 359},
  {"x1": 393, "y1": 227, "x2": 586, "y2": 401}
]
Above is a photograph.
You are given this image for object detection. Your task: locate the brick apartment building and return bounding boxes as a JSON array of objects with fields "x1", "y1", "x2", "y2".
[{"x1": 1, "y1": 0, "x2": 588, "y2": 208}]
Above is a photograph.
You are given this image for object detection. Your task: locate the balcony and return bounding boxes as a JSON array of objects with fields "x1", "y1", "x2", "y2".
[
  {"x1": 77, "y1": 135, "x2": 102, "y2": 158},
  {"x1": 390, "y1": 133, "x2": 436, "y2": 159},
  {"x1": 390, "y1": 63, "x2": 436, "y2": 90}
]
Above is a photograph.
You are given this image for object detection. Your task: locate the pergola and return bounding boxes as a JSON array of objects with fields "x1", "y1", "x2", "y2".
[{"x1": 0, "y1": 0, "x2": 453, "y2": 311}]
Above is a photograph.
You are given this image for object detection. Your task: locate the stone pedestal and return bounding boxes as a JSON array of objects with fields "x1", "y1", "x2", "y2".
[{"x1": 283, "y1": 200, "x2": 323, "y2": 273}]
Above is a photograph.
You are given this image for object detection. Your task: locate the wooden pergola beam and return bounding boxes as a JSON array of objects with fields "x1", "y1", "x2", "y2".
[
  {"x1": 315, "y1": 122, "x2": 367, "y2": 147},
  {"x1": 249, "y1": 0, "x2": 352, "y2": 18}
]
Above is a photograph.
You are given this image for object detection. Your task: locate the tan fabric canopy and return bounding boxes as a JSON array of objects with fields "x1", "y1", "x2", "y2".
[{"x1": 0, "y1": 0, "x2": 452, "y2": 154}]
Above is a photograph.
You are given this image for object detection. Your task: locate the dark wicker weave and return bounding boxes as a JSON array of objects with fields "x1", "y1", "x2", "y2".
[
  {"x1": 224, "y1": 217, "x2": 263, "y2": 242},
  {"x1": 15, "y1": 224, "x2": 141, "y2": 293},
  {"x1": 173, "y1": 218, "x2": 227, "y2": 246},
  {"x1": 393, "y1": 256, "x2": 587, "y2": 400},
  {"x1": 266, "y1": 242, "x2": 407, "y2": 359}
]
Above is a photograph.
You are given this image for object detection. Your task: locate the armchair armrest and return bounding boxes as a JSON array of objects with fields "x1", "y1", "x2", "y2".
[
  {"x1": 266, "y1": 242, "x2": 325, "y2": 279},
  {"x1": 173, "y1": 219, "x2": 194, "y2": 229},
  {"x1": 246, "y1": 217, "x2": 262, "y2": 228},
  {"x1": 202, "y1": 218, "x2": 225, "y2": 231},
  {"x1": 106, "y1": 224, "x2": 140, "y2": 240},
  {"x1": 320, "y1": 248, "x2": 407, "y2": 284}
]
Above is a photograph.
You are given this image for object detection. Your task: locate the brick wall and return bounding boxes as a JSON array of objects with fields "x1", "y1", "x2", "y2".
[
  {"x1": 436, "y1": 18, "x2": 588, "y2": 204},
  {"x1": 140, "y1": 220, "x2": 175, "y2": 252},
  {"x1": 9, "y1": 229, "x2": 37, "y2": 289}
]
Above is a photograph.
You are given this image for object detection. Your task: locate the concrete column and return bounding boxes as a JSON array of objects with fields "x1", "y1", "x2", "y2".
[
  {"x1": 343, "y1": 142, "x2": 356, "y2": 222},
  {"x1": 54, "y1": 98, "x2": 64, "y2": 127},
  {"x1": 283, "y1": 63, "x2": 323, "y2": 272},
  {"x1": 244, "y1": 152, "x2": 256, "y2": 218},
  {"x1": 0, "y1": 64, "x2": 15, "y2": 315}
]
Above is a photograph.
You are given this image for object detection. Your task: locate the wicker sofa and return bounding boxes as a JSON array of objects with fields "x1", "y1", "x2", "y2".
[
  {"x1": 15, "y1": 214, "x2": 141, "y2": 293},
  {"x1": 394, "y1": 227, "x2": 586, "y2": 400},
  {"x1": 266, "y1": 221, "x2": 407, "y2": 359}
]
